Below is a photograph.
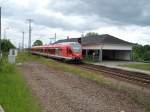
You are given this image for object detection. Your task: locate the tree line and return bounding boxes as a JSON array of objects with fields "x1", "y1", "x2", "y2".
[{"x1": 133, "y1": 44, "x2": 150, "y2": 61}]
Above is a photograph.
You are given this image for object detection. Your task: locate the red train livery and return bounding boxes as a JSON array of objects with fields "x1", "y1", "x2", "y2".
[{"x1": 31, "y1": 42, "x2": 83, "y2": 62}]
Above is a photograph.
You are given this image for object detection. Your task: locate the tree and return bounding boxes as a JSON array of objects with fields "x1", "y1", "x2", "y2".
[
  {"x1": 33, "y1": 40, "x2": 43, "y2": 46},
  {"x1": 143, "y1": 45, "x2": 150, "y2": 52},
  {"x1": 85, "y1": 32, "x2": 99, "y2": 37},
  {"x1": 132, "y1": 44, "x2": 144, "y2": 61},
  {"x1": 143, "y1": 51, "x2": 150, "y2": 61},
  {"x1": 132, "y1": 44, "x2": 150, "y2": 61},
  {"x1": 1, "y1": 39, "x2": 15, "y2": 52}
]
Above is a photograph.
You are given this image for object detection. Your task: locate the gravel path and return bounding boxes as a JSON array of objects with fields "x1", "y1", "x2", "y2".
[{"x1": 19, "y1": 61, "x2": 145, "y2": 112}]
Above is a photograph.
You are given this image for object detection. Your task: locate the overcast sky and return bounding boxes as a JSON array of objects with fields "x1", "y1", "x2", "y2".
[{"x1": 1, "y1": 0, "x2": 150, "y2": 47}]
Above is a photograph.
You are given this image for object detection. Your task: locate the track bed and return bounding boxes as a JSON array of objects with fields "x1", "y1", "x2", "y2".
[
  {"x1": 74, "y1": 63, "x2": 150, "y2": 88},
  {"x1": 18, "y1": 61, "x2": 145, "y2": 112}
]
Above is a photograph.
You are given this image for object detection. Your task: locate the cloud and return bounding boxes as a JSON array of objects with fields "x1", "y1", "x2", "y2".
[
  {"x1": 49, "y1": 0, "x2": 150, "y2": 26},
  {"x1": 1, "y1": 0, "x2": 96, "y2": 31},
  {"x1": 0, "y1": 0, "x2": 150, "y2": 46},
  {"x1": 3, "y1": 0, "x2": 150, "y2": 29},
  {"x1": 93, "y1": 25, "x2": 150, "y2": 45}
]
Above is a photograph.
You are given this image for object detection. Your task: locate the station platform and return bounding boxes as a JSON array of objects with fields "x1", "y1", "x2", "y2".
[{"x1": 92, "y1": 61, "x2": 150, "y2": 75}]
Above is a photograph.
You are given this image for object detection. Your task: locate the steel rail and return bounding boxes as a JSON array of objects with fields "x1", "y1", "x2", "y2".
[{"x1": 73, "y1": 63, "x2": 150, "y2": 87}]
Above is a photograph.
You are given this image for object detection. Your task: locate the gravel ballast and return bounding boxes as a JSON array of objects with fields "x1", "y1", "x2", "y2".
[{"x1": 19, "y1": 61, "x2": 145, "y2": 112}]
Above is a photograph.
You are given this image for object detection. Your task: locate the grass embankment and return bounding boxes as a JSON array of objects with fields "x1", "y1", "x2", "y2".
[
  {"x1": 121, "y1": 63, "x2": 150, "y2": 71},
  {"x1": 0, "y1": 57, "x2": 40, "y2": 112},
  {"x1": 18, "y1": 53, "x2": 150, "y2": 112}
]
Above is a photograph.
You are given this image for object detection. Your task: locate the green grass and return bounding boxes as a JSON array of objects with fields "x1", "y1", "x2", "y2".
[
  {"x1": 17, "y1": 52, "x2": 106, "y2": 85},
  {"x1": 45, "y1": 60, "x2": 105, "y2": 84},
  {"x1": 121, "y1": 63, "x2": 150, "y2": 71},
  {"x1": 0, "y1": 57, "x2": 40, "y2": 112},
  {"x1": 17, "y1": 52, "x2": 42, "y2": 63},
  {"x1": 18, "y1": 52, "x2": 150, "y2": 112}
]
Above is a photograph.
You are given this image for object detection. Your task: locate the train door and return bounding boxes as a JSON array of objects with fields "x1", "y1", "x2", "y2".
[
  {"x1": 47, "y1": 47, "x2": 55, "y2": 55},
  {"x1": 46, "y1": 47, "x2": 48, "y2": 54},
  {"x1": 48, "y1": 48, "x2": 51, "y2": 55},
  {"x1": 67, "y1": 47, "x2": 72, "y2": 57}
]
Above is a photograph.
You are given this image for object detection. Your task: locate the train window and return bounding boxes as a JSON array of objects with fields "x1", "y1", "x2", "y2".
[
  {"x1": 39, "y1": 49, "x2": 42, "y2": 52},
  {"x1": 52, "y1": 49, "x2": 55, "y2": 54},
  {"x1": 55, "y1": 48, "x2": 61, "y2": 55},
  {"x1": 48, "y1": 49, "x2": 51, "y2": 53},
  {"x1": 70, "y1": 43, "x2": 81, "y2": 53}
]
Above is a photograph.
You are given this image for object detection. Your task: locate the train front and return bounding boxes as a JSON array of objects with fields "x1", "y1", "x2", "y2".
[{"x1": 69, "y1": 42, "x2": 83, "y2": 62}]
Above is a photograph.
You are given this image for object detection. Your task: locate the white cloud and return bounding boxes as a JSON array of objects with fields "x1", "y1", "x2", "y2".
[
  {"x1": 1, "y1": 0, "x2": 150, "y2": 47},
  {"x1": 93, "y1": 25, "x2": 150, "y2": 45}
]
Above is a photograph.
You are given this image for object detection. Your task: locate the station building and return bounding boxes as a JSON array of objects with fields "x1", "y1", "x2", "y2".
[{"x1": 55, "y1": 34, "x2": 133, "y2": 62}]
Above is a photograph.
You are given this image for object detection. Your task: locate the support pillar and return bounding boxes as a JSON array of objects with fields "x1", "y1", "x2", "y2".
[
  {"x1": 85, "y1": 49, "x2": 88, "y2": 56},
  {"x1": 84, "y1": 49, "x2": 88, "y2": 60},
  {"x1": 130, "y1": 50, "x2": 133, "y2": 61},
  {"x1": 99, "y1": 49, "x2": 102, "y2": 62},
  {"x1": 113, "y1": 50, "x2": 116, "y2": 60}
]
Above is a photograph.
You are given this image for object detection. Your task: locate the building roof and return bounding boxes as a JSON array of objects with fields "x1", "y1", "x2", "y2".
[{"x1": 55, "y1": 34, "x2": 133, "y2": 45}]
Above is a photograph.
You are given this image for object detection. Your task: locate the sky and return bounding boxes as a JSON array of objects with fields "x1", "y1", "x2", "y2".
[{"x1": 0, "y1": 0, "x2": 150, "y2": 47}]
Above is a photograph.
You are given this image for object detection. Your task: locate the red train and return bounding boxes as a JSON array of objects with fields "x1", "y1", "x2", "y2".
[{"x1": 31, "y1": 42, "x2": 83, "y2": 62}]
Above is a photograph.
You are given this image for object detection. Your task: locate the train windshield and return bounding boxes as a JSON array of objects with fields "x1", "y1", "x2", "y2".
[{"x1": 70, "y1": 43, "x2": 81, "y2": 53}]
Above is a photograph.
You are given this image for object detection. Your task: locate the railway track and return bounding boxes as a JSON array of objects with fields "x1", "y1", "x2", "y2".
[{"x1": 73, "y1": 63, "x2": 150, "y2": 87}]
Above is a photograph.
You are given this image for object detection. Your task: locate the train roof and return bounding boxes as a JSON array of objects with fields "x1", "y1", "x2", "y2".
[{"x1": 32, "y1": 42, "x2": 79, "y2": 49}]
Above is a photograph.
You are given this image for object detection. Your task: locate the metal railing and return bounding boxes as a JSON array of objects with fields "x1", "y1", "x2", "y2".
[{"x1": 83, "y1": 55, "x2": 100, "y2": 62}]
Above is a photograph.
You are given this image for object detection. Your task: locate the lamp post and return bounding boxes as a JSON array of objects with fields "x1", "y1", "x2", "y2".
[{"x1": 4, "y1": 27, "x2": 9, "y2": 39}]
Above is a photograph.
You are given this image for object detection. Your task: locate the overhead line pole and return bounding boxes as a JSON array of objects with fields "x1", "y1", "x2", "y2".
[
  {"x1": 22, "y1": 31, "x2": 24, "y2": 51},
  {"x1": 0, "y1": 7, "x2": 2, "y2": 59},
  {"x1": 26, "y1": 19, "x2": 33, "y2": 49},
  {"x1": 49, "y1": 33, "x2": 57, "y2": 44},
  {"x1": 55, "y1": 33, "x2": 56, "y2": 42}
]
